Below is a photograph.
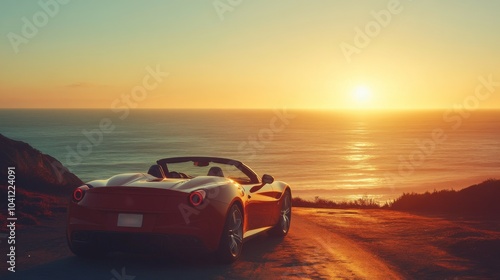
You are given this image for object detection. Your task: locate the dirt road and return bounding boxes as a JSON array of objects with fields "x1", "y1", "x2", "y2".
[{"x1": 1, "y1": 208, "x2": 498, "y2": 279}]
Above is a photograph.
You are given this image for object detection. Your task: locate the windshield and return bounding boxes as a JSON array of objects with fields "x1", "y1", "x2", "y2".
[{"x1": 162, "y1": 159, "x2": 254, "y2": 184}]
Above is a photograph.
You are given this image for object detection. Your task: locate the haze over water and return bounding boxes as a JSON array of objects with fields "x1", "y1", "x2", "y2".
[{"x1": 1, "y1": 109, "x2": 498, "y2": 202}]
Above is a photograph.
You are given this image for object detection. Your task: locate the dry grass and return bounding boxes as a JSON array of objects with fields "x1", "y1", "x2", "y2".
[
  {"x1": 292, "y1": 195, "x2": 380, "y2": 209},
  {"x1": 293, "y1": 179, "x2": 500, "y2": 219},
  {"x1": 389, "y1": 178, "x2": 500, "y2": 217},
  {"x1": 0, "y1": 185, "x2": 67, "y2": 227}
]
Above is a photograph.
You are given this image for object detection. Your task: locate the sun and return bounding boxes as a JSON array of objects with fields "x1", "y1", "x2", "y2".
[{"x1": 352, "y1": 85, "x2": 373, "y2": 106}]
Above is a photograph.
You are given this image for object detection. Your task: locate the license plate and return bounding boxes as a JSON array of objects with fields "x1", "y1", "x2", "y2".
[{"x1": 117, "y1": 213, "x2": 143, "y2": 228}]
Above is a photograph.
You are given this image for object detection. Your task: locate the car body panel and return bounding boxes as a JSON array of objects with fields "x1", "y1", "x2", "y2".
[{"x1": 66, "y1": 156, "x2": 291, "y2": 257}]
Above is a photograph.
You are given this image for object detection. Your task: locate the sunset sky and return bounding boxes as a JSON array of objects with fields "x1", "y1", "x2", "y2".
[{"x1": 1, "y1": 0, "x2": 500, "y2": 109}]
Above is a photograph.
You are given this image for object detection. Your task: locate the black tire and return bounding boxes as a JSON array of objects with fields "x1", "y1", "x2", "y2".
[
  {"x1": 269, "y1": 189, "x2": 292, "y2": 237},
  {"x1": 217, "y1": 204, "x2": 244, "y2": 263}
]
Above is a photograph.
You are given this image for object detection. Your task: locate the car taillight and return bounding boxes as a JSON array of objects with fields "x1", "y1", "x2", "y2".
[
  {"x1": 189, "y1": 190, "x2": 206, "y2": 206},
  {"x1": 73, "y1": 188, "x2": 85, "y2": 202}
]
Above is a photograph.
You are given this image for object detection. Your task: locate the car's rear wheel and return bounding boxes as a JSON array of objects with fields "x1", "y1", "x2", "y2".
[
  {"x1": 269, "y1": 189, "x2": 292, "y2": 237},
  {"x1": 217, "y1": 204, "x2": 243, "y2": 263}
]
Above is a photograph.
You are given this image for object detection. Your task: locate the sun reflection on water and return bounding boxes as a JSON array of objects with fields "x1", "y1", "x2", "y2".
[{"x1": 340, "y1": 122, "x2": 381, "y2": 187}]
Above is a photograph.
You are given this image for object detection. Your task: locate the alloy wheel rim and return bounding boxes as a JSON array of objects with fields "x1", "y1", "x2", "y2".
[
  {"x1": 228, "y1": 207, "x2": 243, "y2": 257},
  {"x1": 280, "y1": 193, "x2": 291, "y2": 233}
]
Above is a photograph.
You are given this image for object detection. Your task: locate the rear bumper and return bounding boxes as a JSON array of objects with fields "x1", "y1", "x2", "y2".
[
  {"x1": 70, "y1": 230, "x2": 206, "y2": 254},
  {"x1": 67, "y1": 197, "x2": 229, "y2": 253}
]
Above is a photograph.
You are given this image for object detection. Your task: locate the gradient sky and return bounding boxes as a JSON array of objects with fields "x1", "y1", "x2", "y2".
[{"x1": 1, "y1": 0, "x2": 500, "y2": 109}]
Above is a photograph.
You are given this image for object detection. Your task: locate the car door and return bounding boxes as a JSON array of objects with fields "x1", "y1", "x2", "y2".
[{"x1": 243, "y1": 183, "x2": 280, "y2": 231}]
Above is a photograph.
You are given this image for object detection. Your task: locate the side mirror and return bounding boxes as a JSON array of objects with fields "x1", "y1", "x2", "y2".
[
  {"x1": 262, "y1": 174, "x2": 274, "y2": 184},
  {"x1": 250, "y1": 174, "x2": 275, "y2": 193}
]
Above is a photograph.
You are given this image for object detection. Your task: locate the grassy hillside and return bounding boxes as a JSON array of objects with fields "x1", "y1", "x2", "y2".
[
  {"x1": 292, "y1": 196, "x2": 380, "y2": 209},
  {"x1": 389, "y1": 179, "x2": 500, "y2": 217},
  {"x1": 293, "y1": 179, "x2": 500, "y2": 218},
  {"x1": 0, "y1": 133, "x2": 82, "y2": 195},
  {"x1": 0, "y1": 134, "x2": 82, "y2": 225}
]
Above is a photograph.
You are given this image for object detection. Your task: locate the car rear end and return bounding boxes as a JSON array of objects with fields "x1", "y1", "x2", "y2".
[{"x1": 67, "y1": 185, "x2": 228, "y2": 255}]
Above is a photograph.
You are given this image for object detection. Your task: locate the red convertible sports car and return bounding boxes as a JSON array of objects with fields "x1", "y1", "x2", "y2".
[{"x1": 66, "y1": 156, "x2": 292, "y2": 262}]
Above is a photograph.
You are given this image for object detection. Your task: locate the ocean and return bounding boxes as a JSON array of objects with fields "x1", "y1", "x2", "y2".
[{"x1": 0, "y1": 109, "x2": 498, "y2": 202}]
